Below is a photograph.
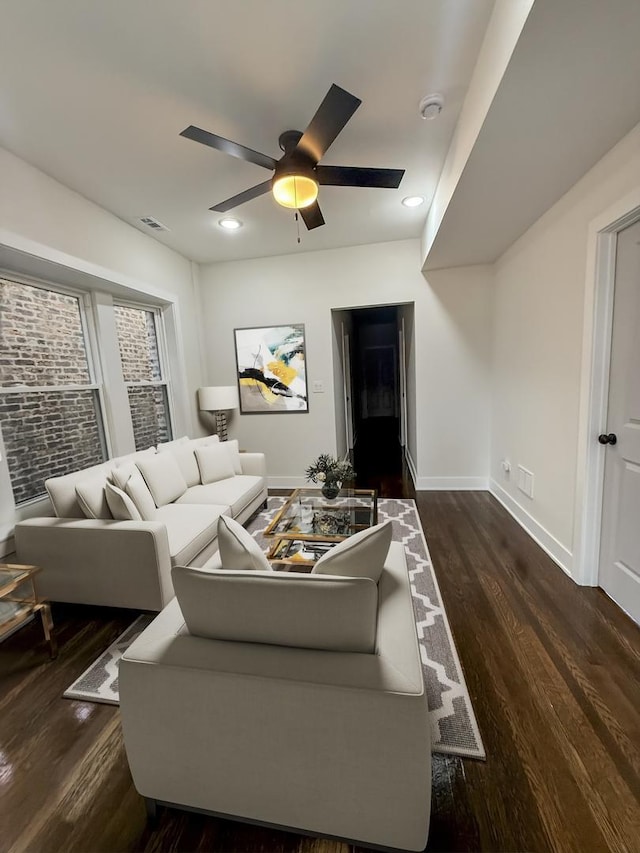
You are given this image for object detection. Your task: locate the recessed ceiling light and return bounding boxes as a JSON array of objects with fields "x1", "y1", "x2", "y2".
[
  {"x1": 218, "y1": 217, "x2": 243, "y2": 231},
  {"x1": 402, "y1": 196, "x2": 425, "y2": 208}
]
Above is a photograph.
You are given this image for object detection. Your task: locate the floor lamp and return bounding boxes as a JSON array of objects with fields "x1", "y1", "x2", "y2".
[{"x1": 198, "y1": 386, "x2": 239, "y2": 441}]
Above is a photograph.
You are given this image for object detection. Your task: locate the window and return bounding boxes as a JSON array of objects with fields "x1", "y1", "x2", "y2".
[
  {"x1": 0, "y1": 278, "x2": 107, "y2": 504},
  {"x1": 113, "y1": 304, "x2": 173, "y2": 450}
]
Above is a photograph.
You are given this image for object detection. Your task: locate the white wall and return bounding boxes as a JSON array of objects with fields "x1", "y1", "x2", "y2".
[
  {"x1": 0, "y1": 146, "x2": 206, "y2": 549},
  {"x1": 490, "y1": 122, "x2": 640, "y2": 576},
  {"x1": 199, "y1": 239, "x2": 493, "y2": 489},
  {"x1": 0, "y1": 145, "x2": 205, "y2": 430}
]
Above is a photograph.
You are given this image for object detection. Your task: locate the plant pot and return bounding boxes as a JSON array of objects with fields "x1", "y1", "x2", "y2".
[{"x1": 321, "y1": 481, "x2": 340, "y2": 500}]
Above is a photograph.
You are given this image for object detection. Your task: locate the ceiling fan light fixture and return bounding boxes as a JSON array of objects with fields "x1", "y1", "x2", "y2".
[{"x1": 272, "y1": 174, "x2": 319, "y2": 209}]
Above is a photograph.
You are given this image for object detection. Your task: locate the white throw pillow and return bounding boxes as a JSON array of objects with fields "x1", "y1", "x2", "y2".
[
  {"x1": 218, "y1": 515, "x2": 272, "y2": 571},
  {"x1": 195, "y1": 445, "x2": 236, "y2": 485},
  {"x1": 105, "y1": 481, "x2": 142, "y2": 521},
  {"x1": 136, "y1": 454, "x2": 188, "y2": 507},
  {"x1": 110, "y1": 464, "x2": 157, "y2": 520},
  {"x1": 157, "y1": 442, "x2": 200, "y2": 487},
  {"x1": 224, "y1": 439, "x2": 243, "y2": 475},
  {"x1": 172, "y1": 566, "x2": 377, "y2": 652},
  {"x1": 189, "y1": 434, "x2": 220, "y2": 449},
  {"x1": 312, "y1": 520, "x2": 393, "y2": 583},
  {"x1": 75, "y1": 476, "x2": 112, "y2": 519}
]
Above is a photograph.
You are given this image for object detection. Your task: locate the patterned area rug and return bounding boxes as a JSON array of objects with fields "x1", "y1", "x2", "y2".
[
  {"x1": 64, "y1": 498, "x2": 485, "y2": 760},
  {"x1": 249, "y1": 498, "x2": 485, "y2": 760},
  {"x1": 63, "y1": 615, "x2": 154, "y2": 704}
]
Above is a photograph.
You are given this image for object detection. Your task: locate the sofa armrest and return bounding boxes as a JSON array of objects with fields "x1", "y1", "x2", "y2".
[
  {"x1": 239, "y1": 452, "x2": 266, "y2": 478},
  {"x1": 14, "y1": 517, "x2": 174, "y2": 610}
]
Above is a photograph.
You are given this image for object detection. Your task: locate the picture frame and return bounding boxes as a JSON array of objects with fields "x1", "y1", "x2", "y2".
[{"x1": 234, "y1": 324, "x2": 309, "y2": 414}]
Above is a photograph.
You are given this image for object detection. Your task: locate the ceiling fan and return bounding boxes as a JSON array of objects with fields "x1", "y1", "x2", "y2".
[{"x1": 180, "y1": 83, "x2": 405, "y2": 230}]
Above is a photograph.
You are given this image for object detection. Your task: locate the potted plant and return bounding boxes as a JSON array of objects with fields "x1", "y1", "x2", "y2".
[{"x1": 305, "y1": 454, "x2": 356, "y2": 500}]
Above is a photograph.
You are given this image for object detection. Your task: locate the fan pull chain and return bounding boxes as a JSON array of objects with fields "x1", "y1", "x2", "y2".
[{"x1": 295, "y1": 211, "x2": 301, "y2": 244}]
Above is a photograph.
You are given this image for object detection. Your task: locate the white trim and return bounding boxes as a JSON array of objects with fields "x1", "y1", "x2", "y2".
[
  {"x1": 490, "y1": 480, "x2": 573, "y2": 577},
  {"x1": 573, "y1": 188, "x2": 640, "y2": 586},
  {"x1": 405, "y1": 447, "x2": 418, "y2": 488},
  {"x1": 415, "y1": 476, "x2": 488, "y2": 491}
]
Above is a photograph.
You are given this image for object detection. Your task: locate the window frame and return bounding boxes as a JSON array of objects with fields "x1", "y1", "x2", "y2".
[
  {"x1": 0, "y1": 273, "x2": 111, "y2": 507},
  {"x1": 112, "y1": 299, "x2": 176, "y2": 446}
]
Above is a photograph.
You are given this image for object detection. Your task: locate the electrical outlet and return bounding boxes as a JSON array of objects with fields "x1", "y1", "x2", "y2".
[{"x1": 312, "y1": 380, "x2": 324, "y2": 393}]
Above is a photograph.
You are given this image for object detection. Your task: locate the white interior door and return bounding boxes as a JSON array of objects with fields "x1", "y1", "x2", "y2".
[
  {"x1": 341, "y1": 325, "x2": 354, "y2": 451},
  {"x1": 398, "y1": 319, "x2": 408, "y2": 447},
  {"x1": 599, "y1": 219, "x2": 640, "y2": 624}
]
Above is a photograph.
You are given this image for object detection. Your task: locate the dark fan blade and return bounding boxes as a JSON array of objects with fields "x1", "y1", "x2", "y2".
[
  {"x1": 299, "y1": 201, "x2": 325, "y2": 230},
  {"x1": 210, "y1": 179, "x2": 273, "y2": 213},
  {"x1": 316, "y1": 165, "x2": 405, "y2": 188},
  {"x1": 295, "y1": 84, "x2": 361, "y2": 162},
  {"x1": 180, "y1": 126, "x2": 277, "y2": 171}
]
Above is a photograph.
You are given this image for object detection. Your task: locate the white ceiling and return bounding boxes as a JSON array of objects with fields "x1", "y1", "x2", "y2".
[
  {"x1": 425, "y1": 0, "x2": 640, "y2": 270},
  {"x1": 0, "y1": 0, "x2": 494, "y2": 264}
]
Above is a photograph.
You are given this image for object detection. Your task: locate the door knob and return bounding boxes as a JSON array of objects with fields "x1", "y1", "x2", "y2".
[{"x1": 598, "y1": 433, "x2": 617, "y2": 445}]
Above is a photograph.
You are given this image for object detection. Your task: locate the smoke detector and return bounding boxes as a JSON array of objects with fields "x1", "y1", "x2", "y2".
[{"x1": 419, "y1": 94, "x2": 444, "y2": 120}]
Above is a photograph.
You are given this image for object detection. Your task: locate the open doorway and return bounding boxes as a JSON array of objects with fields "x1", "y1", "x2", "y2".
[{"x1": 332, "y1": 304, "x2": 414, "y2": 496}]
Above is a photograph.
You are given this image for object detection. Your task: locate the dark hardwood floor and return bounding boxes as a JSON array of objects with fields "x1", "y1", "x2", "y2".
[{"x1": 1, "y1": 465, "x2": 639, "y2": 851}]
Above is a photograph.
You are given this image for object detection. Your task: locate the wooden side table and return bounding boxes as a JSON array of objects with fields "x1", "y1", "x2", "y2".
[{"x1": 0, "y1": 563, "x2": 57, "y2": 658}]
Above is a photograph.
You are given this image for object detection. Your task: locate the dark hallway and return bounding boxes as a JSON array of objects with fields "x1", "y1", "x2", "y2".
[
  {"x1": 353, "y1": 415, "x2": 414, "y2": 498},
  {"x1": 344, "y1": 305, "x2": 413, "y2": 498}
]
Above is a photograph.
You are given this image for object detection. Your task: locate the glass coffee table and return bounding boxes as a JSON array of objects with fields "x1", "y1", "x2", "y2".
[
  {"x1": 263, "y1": 487, "x2": 377, "y2": 570},
  {"x1": 0, "y1": 563, "x2": 57, "y2": 657}
]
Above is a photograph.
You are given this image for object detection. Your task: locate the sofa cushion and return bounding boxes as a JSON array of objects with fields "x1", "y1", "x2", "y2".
[
  {"x1": 218, "y1": 515, "x2": 271, "y2": 571},
  {"x1": 46, "y1": 463, "x2": 112, "y2": 518},
  {"x1": 137, "y1": 454, "x2": 188, "y2": 507},
  {"x1": 175, "y1": 475, "x2": 264, "y2": 517},
  {"x1": 312, "y1": 520, "x2": 393, "y2": 583},
  {"x1": 157, "y1": 441, "x2": 200, "y2": 487},
  {"x1": 189, "y1": 434, "x2": 220, "y2": 449},
  {"x1": 110, "y1": 464, "x2": 157, "y2": 521},
  {"x1": 195, "y1": 445, "x2": 236, "y2": 485},
  {"x1": 111, "y1": 447, "x2": 157, "y2": 466},
  {"x1": 157, "y1": 436, "x2": 189, "y2": 452},
  {"x1": 105, "y1": 481, "x2": 142, "y2": 521},
  {"x1": 172, "y1": 566, "x2": 378, "y2": 652},
  {"x1": 224, "y1": 439, "x2": 243, "y2": 475},
  {"x1": 74, "y1": 475, "x2": 112, "y2": 520},
  {"x1": 154, "y1": 504, "x2": 228, "y2": 567}
]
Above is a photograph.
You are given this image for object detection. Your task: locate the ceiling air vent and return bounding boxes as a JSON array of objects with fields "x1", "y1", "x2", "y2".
[{"x1": 138, "y1": 216, "x2": 169, "y2": 232}]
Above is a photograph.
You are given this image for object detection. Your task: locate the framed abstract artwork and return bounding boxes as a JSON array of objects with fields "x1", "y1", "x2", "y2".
[{"x1": 234, "y1": 324, "x2": 309, "y2": 414}]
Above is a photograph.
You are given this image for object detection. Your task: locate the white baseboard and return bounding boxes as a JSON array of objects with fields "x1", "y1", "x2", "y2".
[
  {"x1": 0, "y1": 534, "x2": 15, "y2": 559},
  {"x1": 416, "y1": 476, "x2": 489, "y2": 490},
  {"x1": 489, "y1": 480, "x2": 573, "y2": 577},
  {"x1": 267, "y1": 476, "x2": 308, "y2": 490}
]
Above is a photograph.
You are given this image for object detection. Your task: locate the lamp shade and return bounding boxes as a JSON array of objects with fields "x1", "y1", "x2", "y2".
[{"x1": 198, "y1": 386, "x2": 239, "y2": 411}]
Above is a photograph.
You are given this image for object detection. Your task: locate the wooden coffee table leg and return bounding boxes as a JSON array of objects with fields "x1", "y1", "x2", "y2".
[{"x1": 38, "y1": 603, "x2": 57, "y2": 659}]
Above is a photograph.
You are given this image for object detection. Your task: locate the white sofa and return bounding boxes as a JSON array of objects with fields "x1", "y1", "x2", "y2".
[
  {"x1": 119, "y1": 540, "x2": 431, "y2": 851},
  {"x1": 14, "y1": 436, "x2": 267, "y2": 611}
]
